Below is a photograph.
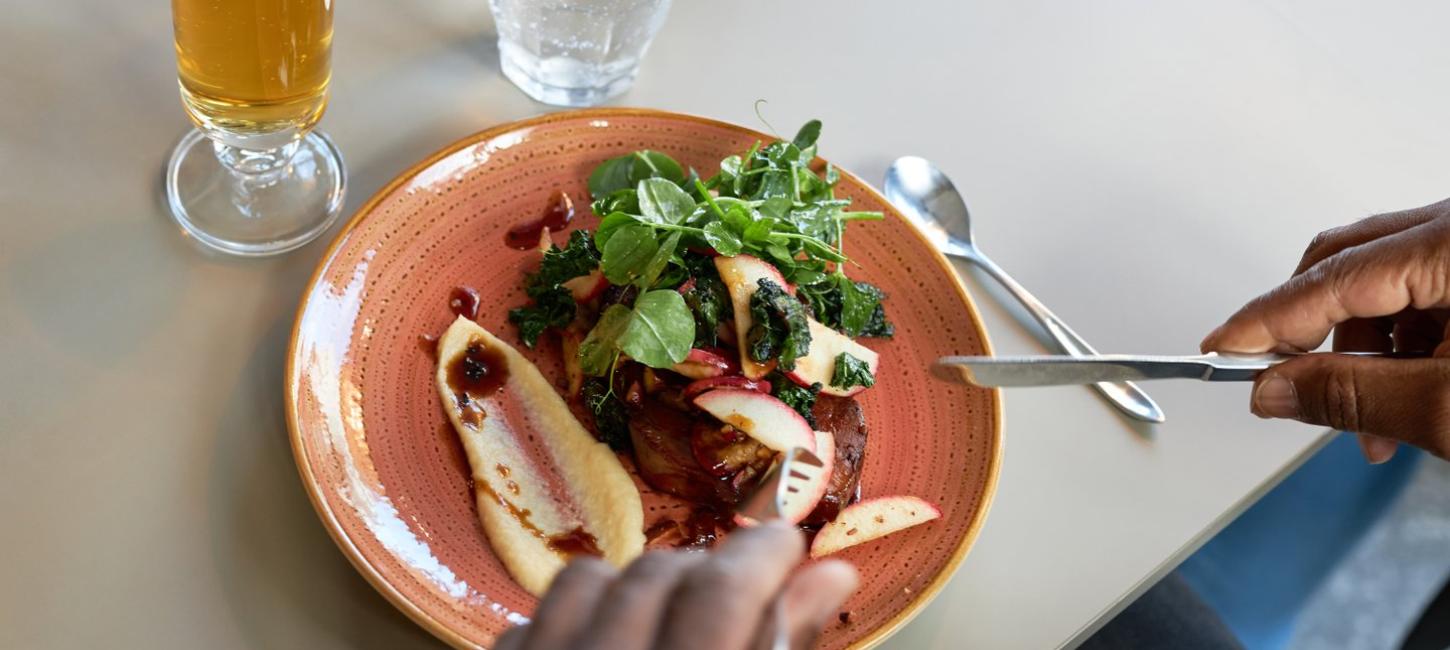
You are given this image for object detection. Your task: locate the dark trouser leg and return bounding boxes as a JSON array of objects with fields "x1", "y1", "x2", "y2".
[
  {"x1": 1401, "y1": 573, "x2": 1450, "y2": 650},
  {"x1": 1080, "y1": 571, "x2": 1243, "y2": 650}
]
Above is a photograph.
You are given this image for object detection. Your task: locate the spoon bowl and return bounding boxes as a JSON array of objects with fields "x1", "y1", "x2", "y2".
[{"x1": 884, "y1": 156, "x2": 1167, "y2": 424}]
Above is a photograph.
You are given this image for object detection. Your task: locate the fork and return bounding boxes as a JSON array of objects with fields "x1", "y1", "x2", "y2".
[{"x1": 736, "y1": 447, "x2": 827, "y2": 650}]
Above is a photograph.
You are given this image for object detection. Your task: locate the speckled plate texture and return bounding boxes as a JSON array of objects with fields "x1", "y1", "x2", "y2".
[{"x1": 285, "y1": 108, "x2": 1002, "y2": 649}]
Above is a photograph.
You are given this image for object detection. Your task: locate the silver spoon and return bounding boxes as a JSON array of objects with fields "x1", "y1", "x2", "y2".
[{"x1": 884, "y1": 156, "x2": 1166, "y2": 423}]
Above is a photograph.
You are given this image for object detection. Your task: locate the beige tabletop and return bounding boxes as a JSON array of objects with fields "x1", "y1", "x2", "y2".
[{"x1": 5, "y1": 0, "x2": 1450, "y2": 648}]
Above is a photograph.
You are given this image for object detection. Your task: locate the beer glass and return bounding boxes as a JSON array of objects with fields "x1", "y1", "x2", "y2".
[{"x1": 166, "y1": 0, "x2": 346, "y2": 257}]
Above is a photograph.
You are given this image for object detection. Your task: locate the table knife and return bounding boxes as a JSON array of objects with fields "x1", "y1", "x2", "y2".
[{"x1": 933, "y1": 352, "x2": 1392, "y2": 388}]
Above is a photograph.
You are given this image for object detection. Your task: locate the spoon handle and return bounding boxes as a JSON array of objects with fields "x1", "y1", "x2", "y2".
[{"x1": 962, "y1": 249, "x2": 1167, "y2": 423}]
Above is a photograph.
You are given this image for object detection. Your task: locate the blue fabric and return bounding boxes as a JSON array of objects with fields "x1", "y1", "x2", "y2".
[{"x1": 1177, "y1": 433, "x2": 1421, "y2": 650}]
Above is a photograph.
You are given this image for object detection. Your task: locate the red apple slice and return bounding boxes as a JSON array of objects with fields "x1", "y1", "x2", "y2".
[
  {"x1": 562, "y1": 269, "x2": 608, "y2": 303},
  {"x1": 734, "y1": 430, "x2": 837, "y2": 527},
  {"x1": 784, "y1": 319, "x2": 880, "y2": 397},
  {"x1": 682, "y1": 376, "x2": 772, "y2": 400},
  {"x1": 714, "y1": 254, "x2": 791, "y2": 379},
  {"x1": 809, "y1": 495, "x2": 942, "y2": 558},
  {"x1": 692, "y1": 388, "x2": 816, "y2": 453},
  {"x1": 436, "y1": 316, "x2": 645, "y2": 595},
  {"x1": 669, "y1": 347, "x2": 739, "y2": 380}
]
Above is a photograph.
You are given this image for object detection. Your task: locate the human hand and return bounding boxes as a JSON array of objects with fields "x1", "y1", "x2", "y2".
[
  {"x1": 1201, "y1": 198, "x2": 1450, "y2": 463},
  {"x1": 496, "y1": 521, "x2": 859, "y2": 650}
]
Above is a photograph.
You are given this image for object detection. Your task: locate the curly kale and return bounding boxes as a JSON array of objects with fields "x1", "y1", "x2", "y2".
[
  {"x1": 507, "y1": 230, "x2": 600, "y2": 347},
  {"x1": 581, "y1": 377, "x2": 631, "y2": 451},
  {"x1": 770, "y1": 372, "x2": 821, "y2": 427},
  {"x1": 746, "y1": 279, "x2": 812, "y2": 370},
  {"x1": 681, "y1": 254, "x2": 728, "y2": 348}
]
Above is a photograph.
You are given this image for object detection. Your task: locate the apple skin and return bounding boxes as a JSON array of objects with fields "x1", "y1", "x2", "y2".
[
  {"x1": 733, "y1": 429, "x2": 836, "y2": 527},
  {"x1": 562, "y1": 270, "x2": 608, "y2": 303},
  {"x1": 784, "y1": 319, "x2": 880, "y2": 397},
  {"x1": 669, "y1": 347, "x2": 739, "y2": 380},
  {"x1": 692, "y1": 388, "x2": 816, "y2": 453},
  {"x1": 714, "y1": 254, "x2": 792, "y2": 380},
  {"x1": 809, "y1": 495, "x2": 942, "y2": 558},
  {"x1": 681, "y1": 376, "x2": 772, "y2": 400}
]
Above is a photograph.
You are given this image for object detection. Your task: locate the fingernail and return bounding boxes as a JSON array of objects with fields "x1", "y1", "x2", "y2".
[{"x1": 1253, "y1": 375, "x2": 1299, "y2": 419}]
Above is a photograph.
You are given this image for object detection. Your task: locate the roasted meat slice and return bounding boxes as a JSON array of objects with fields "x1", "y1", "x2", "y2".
[{"x1": 803, "y1": 394, "x2": 868, "y2": 526}]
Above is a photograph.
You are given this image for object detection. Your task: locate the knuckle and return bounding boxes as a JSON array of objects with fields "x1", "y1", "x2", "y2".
[{"x1": 1320, "y1": 362, "x2": 1363, "y2": 433}]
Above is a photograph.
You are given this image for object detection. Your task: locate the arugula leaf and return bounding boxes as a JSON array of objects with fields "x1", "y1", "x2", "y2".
[
  {"x1": 506, "y1": 230, "x2": 601, "y2": 347},
  {"x1": 579, "y1": 304, "x2": 632, "y2": 376},
  {"x1": 770, "y1": 373, "x2": 820, "y2": 427},
  {"x1": 588, "y1": 150, "x2": 685, "y2": 199},
  {"x1": 582, "y1": 377, "x2": 631, "y2": 451},
  {"x1": 617, "y1": 290, "x2": 694, "y2": 368},
  {"x1": 830, "y1": 352, "x2": 875, "y2": 390},
  {"x1": 601, "y1": 224, "x2": 660, "y2": 285},
  {"x1": 637, "y1": 178, "x2": 696, "y2": 225},
  {"x1": 746, "y1": 279, "x2": 812, "y2": 370}
]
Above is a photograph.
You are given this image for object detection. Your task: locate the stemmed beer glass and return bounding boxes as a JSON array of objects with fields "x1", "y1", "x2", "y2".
[{"x1": 166, "y1": 0, "x2": 346, "y2": 256}]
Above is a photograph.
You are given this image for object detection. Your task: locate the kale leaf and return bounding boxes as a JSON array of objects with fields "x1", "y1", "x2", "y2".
[
  {"x1": 797, "y1": 274, "x2": 894, "y2": 338},
  {"x1": 830, "y1": 352, "x2": 876, "y2": 390},
  {"x1": 746, "y1": 279, "x2": 812, "y2": 370},
  {"x1": 770, "y1": 372, "x2": 820, "y2": 427},
  {"x1": 681, "y1": 254, "x2": 728, "y2": 348},
  {"x1": 581, "y1": 377, "x2": 631, "y2": 451},
  {"x1": 507, "y1": 230, "x2": 600, "y2": 347}
]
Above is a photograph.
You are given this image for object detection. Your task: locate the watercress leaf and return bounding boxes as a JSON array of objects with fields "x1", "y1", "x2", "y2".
[
  {"x1": 618, "y1": 290, "x2": 694, "y2": 367},
  {"x1": 639, "y1": 231, "x2": 681, "y2": 288},
  {"x1": 588, "y1": 156, "x2": 635, "y2": 199},
  {"x1": 792, "y1": 119, "x2": 822, "y2": 151},
  {"x1": 702, "y1": 221, "x2": 743, "y2": 256},
  {"x1": 591, "y1": 188, "x2": 639, "y2": 217},
  {"x1": 756, "y1": 196, "x2": 791, "y2": 221},
  {"x1": 637, "y1": 178, "x2": 697, "y2": 225},
  {"x1": 596, "y1": 212, "x2": 640, "y2": 248},
  {"x1": 764, "y1": 243, "x2": 794, "y2": 266},
  {"x1": 601, "y1": 224, "x2": 659, "y2": 285},
  {"x1": 630, "y1": 150, "x2": 685, "y2": 185},
  {"x1": 579, "y1": 304, "x2": 632, "y2": 376},
  {"x1": 743, "y1": 218, "x2": 777, "y2": 244},
  {"x1": 830, "y1": 352, "x2": 876, "y2": 390},
  {"x1": 754, "y1": 169, "x2": 793, "y2": 200},
  {"x1": 721, "y1": 202, "x2": 753, "y2": 233}
]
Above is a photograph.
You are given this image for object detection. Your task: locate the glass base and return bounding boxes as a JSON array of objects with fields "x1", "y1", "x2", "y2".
[
  {"x1": 498, "y1": 44, "x2": 637, "y2": 107},
  {"x1": 165, "y1": 129, "x2": 346, "y2": 257}
]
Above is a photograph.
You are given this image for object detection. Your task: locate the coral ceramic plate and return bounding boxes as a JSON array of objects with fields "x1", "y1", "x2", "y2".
[{"x1": 286, "y1": 108, "x2": 1001, "y2": 649}]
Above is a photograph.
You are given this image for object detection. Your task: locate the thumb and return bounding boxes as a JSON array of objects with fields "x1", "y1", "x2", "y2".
[{"x1": 1250, "y1": 354, "x2": 1450, "y2": 461}]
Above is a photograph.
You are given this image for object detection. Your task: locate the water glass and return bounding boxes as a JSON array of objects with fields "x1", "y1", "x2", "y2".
[{"x1": 489, "y1": 0, "x2": 672, "y2": 107}]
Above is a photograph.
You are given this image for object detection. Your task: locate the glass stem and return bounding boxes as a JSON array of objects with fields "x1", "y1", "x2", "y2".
[{"x1": 213, "y1": 139, "x2": 301, "y2": 218}]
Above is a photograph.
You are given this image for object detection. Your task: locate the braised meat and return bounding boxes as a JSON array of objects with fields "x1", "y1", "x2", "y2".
[{"x1": 803, "y1": 394, "x2": 868, "y2": 526}]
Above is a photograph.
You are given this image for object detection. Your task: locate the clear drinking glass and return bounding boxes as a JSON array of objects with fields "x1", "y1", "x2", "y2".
[
  {"x1": 166, "y1": 0, "x2": 346, "y2": 257},
  {"x1": 489, "y1": 0, "x2": 672, "y2": 107}
]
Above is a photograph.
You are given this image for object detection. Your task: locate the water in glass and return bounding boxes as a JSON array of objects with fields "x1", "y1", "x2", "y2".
[{"x1": 490, "y1": 0, "x2": 671, "y2": 107}]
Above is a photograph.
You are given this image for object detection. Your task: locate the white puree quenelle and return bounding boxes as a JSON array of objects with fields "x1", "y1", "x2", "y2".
[{"x1": 436, "y1": 316, "x2": 644, "y2": 596}]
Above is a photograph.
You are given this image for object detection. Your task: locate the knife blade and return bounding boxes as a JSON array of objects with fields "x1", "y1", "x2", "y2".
[{"x1": 933, "y1": 353, "x2": 1305, "y2": 388}]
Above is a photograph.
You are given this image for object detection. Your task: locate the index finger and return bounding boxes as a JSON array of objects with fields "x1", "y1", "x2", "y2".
[{"x1": 1202, "y1": 219, "x2": 1450, "y2": 353}]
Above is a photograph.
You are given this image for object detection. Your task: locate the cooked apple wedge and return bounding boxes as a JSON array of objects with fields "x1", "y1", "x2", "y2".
[
  {"x1": 714, "y1": 254, "x2": 791, "y2": 379},
  {"x1": 693, "y1": 388, "x2": 816, "y2": 453},
  {"x1": 809, "y1": 495, "x2": 941, "y2": 558},
  {"x1": 562, "y1": 269, "x2": 607, "y2": 303},
  {"x1": 735, "y1": 430, "x2": 836, "y2": 527},
  {"x1": 681, "y1": 375, "x2": 772, "y2": 400},
  {"x1": 785, "y1": 319, "x2": 880, "y2": 397},
  {"x1": 436, "y1": 316, "x2": 644, "y2": 596},
  {"x1": 670, "y1": 347, "x2": 738, "y2": 380}
]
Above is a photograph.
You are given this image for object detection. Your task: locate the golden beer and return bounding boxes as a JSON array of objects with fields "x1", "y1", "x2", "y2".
[{"x1": 172, "y1": 0, "x2": 333, "y2": 139}]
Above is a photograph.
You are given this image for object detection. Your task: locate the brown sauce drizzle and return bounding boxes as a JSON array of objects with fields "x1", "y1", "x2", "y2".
[
  {"x1": 505, "y1": 191, "x2": 574, "y2": 250},
  {"x1": 547, "y1": 527, "x2": 604, "y2": 557},
  {"x1": 448, "y1": 286, "x2": 482, "y2": 321},
  {"x1": 446, "y1": 337, "x2": 509, "y2": 428},
  {"x1": 418, "y1": 333, "x2": 439, "y2": 359},
  {"x1": 476, "y1": 479, "x2": 602, "y2": 559}
]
